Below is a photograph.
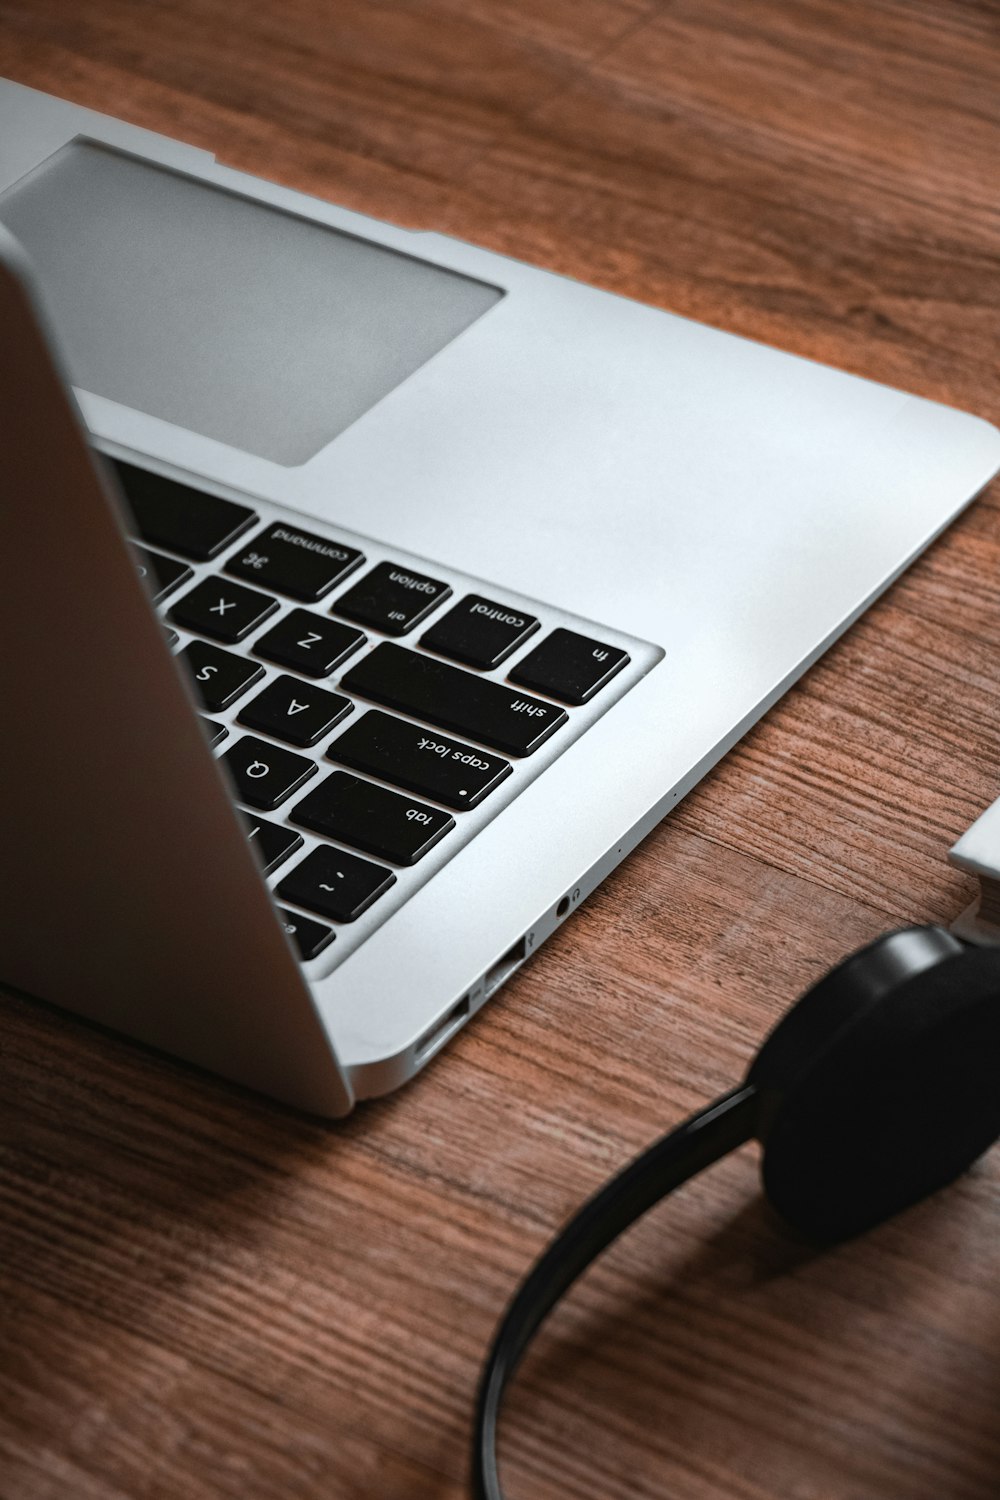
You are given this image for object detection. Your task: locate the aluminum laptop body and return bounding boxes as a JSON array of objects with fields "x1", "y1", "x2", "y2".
[{"x1": 1, "y1": 79, "x2": 998, "y2": 1116}]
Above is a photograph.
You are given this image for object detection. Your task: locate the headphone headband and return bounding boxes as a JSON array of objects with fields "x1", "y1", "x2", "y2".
[{"x1": 471, "y1": 926, "x2": 1000, "y2": 1499}]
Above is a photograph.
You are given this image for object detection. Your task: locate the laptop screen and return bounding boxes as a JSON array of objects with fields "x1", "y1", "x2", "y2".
[{"x1": 0, "y1": 140, "x2": 503, "y2": 466}]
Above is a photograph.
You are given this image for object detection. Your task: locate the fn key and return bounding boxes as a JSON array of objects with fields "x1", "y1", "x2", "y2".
[{"x1": 508, "y1": 628, "x2": 629, "y2": 705}]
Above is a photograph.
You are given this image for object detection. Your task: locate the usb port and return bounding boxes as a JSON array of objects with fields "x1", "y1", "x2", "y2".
[
  {"x1": 483, "y1": 935, "x2": 528, "y2": 997},
  {"x1": 415, "y1": 994, "x2": 471, "y2": 1061}
]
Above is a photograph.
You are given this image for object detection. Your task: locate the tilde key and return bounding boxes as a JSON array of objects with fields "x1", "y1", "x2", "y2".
[{"x1": 277, "y1": 846, "x2": 396, "y2": 923}]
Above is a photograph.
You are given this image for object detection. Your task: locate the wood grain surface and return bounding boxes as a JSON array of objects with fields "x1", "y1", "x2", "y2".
[{"x1": 1, "y1": 2, "x2": 999, "y2": 1497}]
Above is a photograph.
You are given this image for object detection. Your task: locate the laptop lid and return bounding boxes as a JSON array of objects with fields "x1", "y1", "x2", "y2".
[{"x1": 0, "y1": 227, "x2": 353, "y2": 1116}]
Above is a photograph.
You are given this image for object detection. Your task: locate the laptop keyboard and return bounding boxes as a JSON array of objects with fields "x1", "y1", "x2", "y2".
[{"x1": 113, "y1": 456, "x2": 660, "y2": 974}]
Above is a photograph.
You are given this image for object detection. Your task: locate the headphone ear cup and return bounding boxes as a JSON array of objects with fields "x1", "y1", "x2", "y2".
[{"x1": 747, "y1": 931, "x2": 1000, "y2": 1243}]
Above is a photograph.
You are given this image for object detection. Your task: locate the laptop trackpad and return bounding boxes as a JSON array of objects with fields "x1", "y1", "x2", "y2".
[{"x1": 0, "y1": 139, "x2": 501, "y2": 466}]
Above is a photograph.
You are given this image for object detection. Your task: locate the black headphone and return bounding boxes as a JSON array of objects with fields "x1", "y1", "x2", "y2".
[{"x1": 471, "y1": 924, "x2": 1000, "y2": 1499}]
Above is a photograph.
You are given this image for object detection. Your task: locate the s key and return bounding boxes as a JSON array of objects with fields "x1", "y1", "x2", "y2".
[{"x1": 179, "y1": 641, "x2": 264, "y2": 712}]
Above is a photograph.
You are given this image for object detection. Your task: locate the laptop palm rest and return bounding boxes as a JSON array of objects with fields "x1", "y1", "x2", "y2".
[{"x1": 0, "y1": 230, "x2": 353, "y2": 1116}]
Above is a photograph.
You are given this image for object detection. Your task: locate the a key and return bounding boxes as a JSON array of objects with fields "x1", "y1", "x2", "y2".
[
  {"x1": 328, "y1": 710, "x2": 511, "y2": 810},
  {"x1": 133, "y1": 545, "x2": 193, "y2": 603},
  {"x1": 226, "y1": 522, "x2": 364, "y2": 601},
  {"x1": 421, "y1": 594, "x2": 539, "y2": 670},
  {"x1": 179, "y1": 641, "x2": 265, "y2": 712},
  {"x1": 508, "y1": 628, "x2": 630, "y2": 704},
  {"x1": 111, "y1": 458, "x2": 256, "y2": 560},
  {"x1": 221, "y1": 735, "x2": 316, "y2": 810},
  {"x1": 242, "y1": 814, "x2": 303, "y2": 874},
  {"x1": 332, "y1": 561, "x2": 451, "y2": 635},
  {"x1": 239, "y1": 675, "x2": 352, "y2": 747},
  {"x1": 254, "y1": 608, "x2": 365, "y2": 677},
  {"x1": 292, "y1": 771, "x2": 455, "y2": 865},
  {"x1": 341, "y1": 643, "x2": 567, "y2": 756},
  {"x1": 200, "y1": 717, "x2": 228, "y2": 747},
  {"x1": 170, "y1": 577, "x2": 278, "y2": 644},
  {"x1": 277, "y1": 846, "x2": 396, "y2": 923},
  {"x1": 276, "y1": 907, "x2": 335, "y2": 961}
]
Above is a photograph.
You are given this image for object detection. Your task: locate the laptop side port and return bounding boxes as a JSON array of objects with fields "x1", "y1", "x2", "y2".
[
  {"x1": 415, "y1": 993, "x2": 471, "y2": 1062},
  {"x1": 482, "y1": 934, "x2": 529, "y2": 998}
]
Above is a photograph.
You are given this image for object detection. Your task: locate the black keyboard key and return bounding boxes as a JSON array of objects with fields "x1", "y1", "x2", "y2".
[
  {"x1": 111, "y1": 458, "x2": 256, "y2": 561},
  {"x1": 333, "y1": 561, "x2": 451, "y2": 635},
  {"x1": 254, "y1": 609, "x2": 365, "y2": 677},
  {"x1": 242, "y1": 815, "x2": 303, "y2": 874},
  {"x1": 200, "y1": 717, "x2": 228, "y2": 747},
  {"x1": 508, "y1": 628, "x2": 630, "y2": 705},
  {"x1": 421, "y1": 594, "x2": 539, "y2": 670},
  {"x1": 341, "y1": 643, "x2": 567, "y2": 756},
  {"x1": 329, "y1": 710, "x2": 511, "y2": 810},
  {"x1": 179, "y1": 641, "x2": 265, "y2": 712},
  {"x1": 276, "y1": 908, "x2": 335, "y2": 961},
  {"x1": 239, "y1": 676, "x2": 352, "y2": 748},
  {"x1": 226, "y1": 523, "x2": 364, "y2": 601},
  {"x1": 134, "y1": 545, "x2": 193, "y2": 603},
  {"x1": 293, "y1": 771, "x2": 455, "y2": 866},
  {"x1": 221, "y1": 735, "x2": 316, "y2": 810},
  {"x1": 277, "y1": 846, "x2": 396, "y2": 923},
  {"x1": 170, "y1": 577, "x2": 278, "y2": 644}
]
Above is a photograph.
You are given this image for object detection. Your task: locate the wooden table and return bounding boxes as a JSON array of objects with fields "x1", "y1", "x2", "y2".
[{"x1": 1, "y1": 3, "x2": 998, "y2": 1496}]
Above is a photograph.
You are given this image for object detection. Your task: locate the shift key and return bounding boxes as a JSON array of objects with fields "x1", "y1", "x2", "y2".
[
  {"x1": 329, "y1": 710, "x2": 512, "y2": 809},
  {"x1": 341, "y1": 643, "x2": 567, "y2": 757}
]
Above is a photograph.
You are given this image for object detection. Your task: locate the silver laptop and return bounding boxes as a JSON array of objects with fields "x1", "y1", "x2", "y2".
[{"x1": 2, "y1": 78, "x2": 998, "y2": 1116}]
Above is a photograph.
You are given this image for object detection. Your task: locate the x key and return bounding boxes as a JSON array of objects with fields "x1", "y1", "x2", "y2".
[{"x1": 170, "y1": 577, "x2": 278, "y2": 643}]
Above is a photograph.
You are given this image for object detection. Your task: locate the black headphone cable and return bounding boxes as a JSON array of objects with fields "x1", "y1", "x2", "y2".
[{"x1": 471, "y1": 1082, "x2": 760, "y2": 1500}]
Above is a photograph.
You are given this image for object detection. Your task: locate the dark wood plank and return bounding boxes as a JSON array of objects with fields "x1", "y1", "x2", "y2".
[
  {"x1": 0, "y1": 2, "x2": 998, "y2": 1497},
  {"x1": 464, "y1": 0, "x2": 1000, "y2": 414}
]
